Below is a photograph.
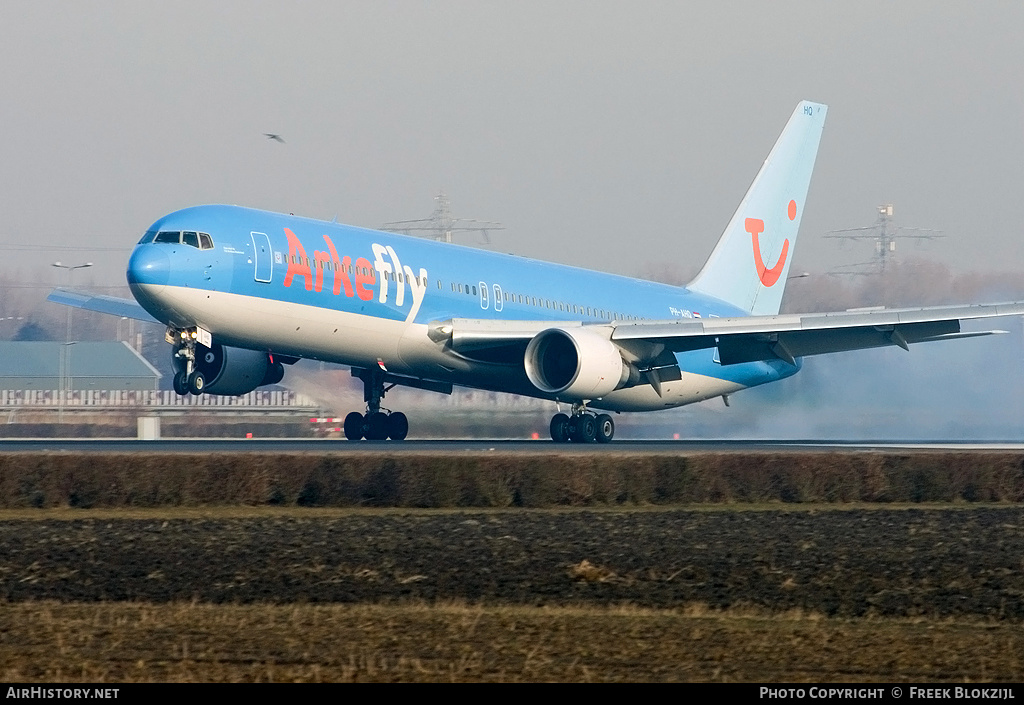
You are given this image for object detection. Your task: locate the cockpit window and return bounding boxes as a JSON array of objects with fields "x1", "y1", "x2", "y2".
[{"x1": 145, "y1": 230, "x2": 214, "y2": 248}]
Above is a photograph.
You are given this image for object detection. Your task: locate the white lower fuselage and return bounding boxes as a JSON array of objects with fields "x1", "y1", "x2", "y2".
[{"x1": 134, "y1": 282, "x2": 752, "y2": 412}]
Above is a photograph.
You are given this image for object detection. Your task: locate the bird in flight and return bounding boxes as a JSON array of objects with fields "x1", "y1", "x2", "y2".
[{"x1": 263, "y1": 133, "x2": 285, "y2": 143}]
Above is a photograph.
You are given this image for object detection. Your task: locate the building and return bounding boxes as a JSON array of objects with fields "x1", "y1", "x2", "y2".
[{"x1": 0, "y1": 341, "x2": 161, "y2": 391}]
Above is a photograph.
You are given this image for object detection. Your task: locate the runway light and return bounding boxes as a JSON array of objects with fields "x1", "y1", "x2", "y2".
[
  {"x1": 246, "y1": 432, "x2": 253, "y2": 439},
  {"x1": 673, "y1": 433, "x2": 680, "y2": 440},
  {"x1": 531, "y1": 432, "x2": 540, "y2": 440}
]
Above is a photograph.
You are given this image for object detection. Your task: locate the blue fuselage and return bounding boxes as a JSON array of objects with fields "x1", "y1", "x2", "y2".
[{"x1": 127, "y1": 204, "x2": 799, "y2": 410}]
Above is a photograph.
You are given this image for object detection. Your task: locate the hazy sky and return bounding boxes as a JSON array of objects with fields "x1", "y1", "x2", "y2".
[{"x1": 2, "y1": 1, "x2": 1023, "y2": 290}]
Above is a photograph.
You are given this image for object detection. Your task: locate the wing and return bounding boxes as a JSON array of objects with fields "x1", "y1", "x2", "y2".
[
  {"x1": 611, "y1": 303, "x2": 1024, "y2": 365},
  {"x1": 47, "y1": 288, "x2": 161, "y2": 324},
  {"x1": 432, "y1": 302, "x2": 1024, "y2": 367}
]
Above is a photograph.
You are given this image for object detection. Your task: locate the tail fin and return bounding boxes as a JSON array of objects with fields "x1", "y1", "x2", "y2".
[{"x1": 688, "y1": 100, "x2": 827, "y2": 316}]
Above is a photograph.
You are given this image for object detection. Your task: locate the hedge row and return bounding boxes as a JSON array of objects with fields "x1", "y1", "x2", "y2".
[{"x1": 2, "y1": 451, "x2": 1023, "y2": 508}]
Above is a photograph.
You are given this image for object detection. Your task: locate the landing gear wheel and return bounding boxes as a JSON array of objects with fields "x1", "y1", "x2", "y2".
[
  {"x1": 577, "y1": 414, "x2": 597, "y2": 443},
  {"x1": 595, "y1": 414, "x2": 615, "y2": 444},
  {"x1": 387, "y1": 412, "x2": 409, "y2": 441},
  {"x1": 567, "y1": 416, "x2": 580, "y2": 442},
  {"x1": 343, "y1": 412, "x2": 364, "y2": 441},
  {"x1": 550, "y1": 413, "x2": 570, "y2": 443},
  {"x1": 173, "y1": 371, "x2": 189, "y2": 396},
  {"x1": 365, "y1": 411, "x2": 390, "y2": 441},
  {"x1": 187, "y1": 370, "x2": 206, "y2": 395}
]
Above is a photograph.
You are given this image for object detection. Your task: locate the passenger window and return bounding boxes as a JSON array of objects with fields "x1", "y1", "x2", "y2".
[
  {"x1": 154, "y1": 231, "x2": 181, "y2": 244},
  {"x1": 182, "y1": 231, "x2": 200, "y2": 248}
]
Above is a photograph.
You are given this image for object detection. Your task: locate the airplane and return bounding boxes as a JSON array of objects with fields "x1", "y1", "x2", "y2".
[{"x1": 49, "y1": 100, "x2": 1024, "y2": 442}]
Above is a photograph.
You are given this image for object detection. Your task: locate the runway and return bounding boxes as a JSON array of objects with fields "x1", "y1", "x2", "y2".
[{"x1": 2, "y1": 438, "x2": 1024, "y2": 453}]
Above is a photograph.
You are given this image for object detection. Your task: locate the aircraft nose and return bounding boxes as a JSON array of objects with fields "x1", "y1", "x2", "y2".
[{"x1": 126, "y1": 244, "x2": 170, "y2": 287}]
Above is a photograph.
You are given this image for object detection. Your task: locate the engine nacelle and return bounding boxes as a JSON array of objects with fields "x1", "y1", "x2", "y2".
[
  {"x1": 192, "y1": 343, "x2": 283, "y2": 396},
  {"x1": 524, "y1": 327, "x2": 633, "y2": 399}
]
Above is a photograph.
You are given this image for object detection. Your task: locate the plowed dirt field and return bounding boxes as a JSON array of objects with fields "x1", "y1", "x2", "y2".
[
  {"x1": 2, "y1": 507, "x2": 1022, "y2": 618},
  {"x1": 2, "y1": 506, "x2": 1022, "y2": 682}
]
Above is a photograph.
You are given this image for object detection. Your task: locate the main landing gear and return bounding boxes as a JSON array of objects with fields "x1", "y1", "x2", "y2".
[
  {"x1": 343, "y1": 367, "x2": 408, "y2": 441},
  {"x1": 549, "y1": 403, "x2": 615, "y2": 444}
]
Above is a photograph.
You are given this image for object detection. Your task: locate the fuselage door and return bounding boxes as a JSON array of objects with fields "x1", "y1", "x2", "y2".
[{"x1": 251, "y1": 232, "x2": 272, "y2": 283}]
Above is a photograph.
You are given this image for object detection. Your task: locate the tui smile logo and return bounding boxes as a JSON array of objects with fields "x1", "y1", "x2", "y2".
[{"x1": 748, "y1": 199, "x2": 797, "y2": 287}]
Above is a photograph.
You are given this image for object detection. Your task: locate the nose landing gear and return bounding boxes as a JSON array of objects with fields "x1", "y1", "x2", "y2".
[
  {"x1": 550, "y1": 403, "x2": 615, "y2": 444},
  {"x1": 170, "y1": 327, "x2": 206, "y2": 396}
]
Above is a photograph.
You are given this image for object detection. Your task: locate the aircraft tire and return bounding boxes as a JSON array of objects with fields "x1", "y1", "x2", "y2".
[
  {"x1": 173, "y1": 372, "x2": 189, "y2": 396},
  {"x1": 566, "y1": 415, "x2": 580, "y2": 442},
  {"x1": 187, "y1": 370, "x2": 206, "y2": 395},
  {"x1": 550, "y1": 413, "x2": 570, "y2": 442},
  {"x1": 595, "y1": 414, "x2": 615, "y2": 443},
  {"x1": 343, "y1": 412, "x2": 364, "y2": 441},
  {"x1": 365, "y1": 412, "x2": 390, "y2": 441},
  {"x1": 387, "y1": 412, "x2": 409, "y2": 441},
  {"x1": 577, "y1": 414, "x2": 597, "y2": 443}
]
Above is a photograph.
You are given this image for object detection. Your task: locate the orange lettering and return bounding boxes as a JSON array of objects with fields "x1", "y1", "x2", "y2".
[
  {"x1": 339, "y1": 256, "x2": 355, "y2": 298},
  {"x1": 354, "y1": 257, "x2": 375, "y2": 301},
  {"x1": 283, "y1": 228, "x2": 313, "y2": 291},
  {"x1": 322, "y1": 234, "x2": 353, "y2": 297},
  {"x1": 313, "y1": 250, "x2": 331, "y2": 292}
]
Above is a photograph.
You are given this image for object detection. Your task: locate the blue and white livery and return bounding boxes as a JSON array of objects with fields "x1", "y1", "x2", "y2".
[{"x1": 50, "y1": 102, "x2": 1024, "y2": 441}]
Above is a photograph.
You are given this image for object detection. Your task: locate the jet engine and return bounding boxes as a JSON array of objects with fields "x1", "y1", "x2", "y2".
[
  {"x1": 524, "y1": 327, "x2": 635, "y2": 399},
  {"x1": 188, "y1": 342, "x2": 284, "y2": 396}
]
